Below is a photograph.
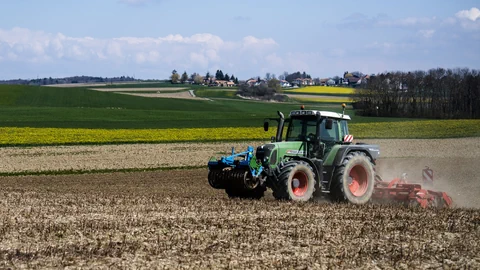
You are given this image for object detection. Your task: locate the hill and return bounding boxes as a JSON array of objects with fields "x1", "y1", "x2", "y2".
[{"x1": 0, "y1": 84, "x2": 353, "y2": 129}]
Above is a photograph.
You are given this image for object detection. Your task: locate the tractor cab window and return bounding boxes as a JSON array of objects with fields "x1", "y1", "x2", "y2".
[
  {"x1": 340, "y1": 120, "x2": 349, "y2": 138},
  {"x1": 322, "y1": 120, "x2": 339, "y2": 142},
  {"x1": 286, "y1": 117, "x2": 339, "y2": 142}
]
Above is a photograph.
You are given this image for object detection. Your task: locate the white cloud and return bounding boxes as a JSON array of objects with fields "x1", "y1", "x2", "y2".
[
  {"x1": 189, "y1": 52, "x2": 208, "y2": 68},
  {"x1": 454, "y1": 7, "x2": 480, "y2": 31},
  {"x1": 241, "y1": 36, "x2": 277, "y2": 51},
  {"x1": 418, "y1": 29, "x2": 435, "y2": 38},
  {"x1": 456, "y1": 7, "x2": 480, "y2": 21},
  {"x1": 0, "y1": 27, "x2": 280, "y2": 78},
  {"x1": 265, "y1": 53, "x2": 283, "y2": 67}
]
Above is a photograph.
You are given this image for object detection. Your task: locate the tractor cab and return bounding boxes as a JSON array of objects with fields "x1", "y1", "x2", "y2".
[
  {"x1": 285, "y1": 108, "x2": 351, "y2": 159},
  {"x1": 285, "y1": 109, "x2": 351, "y2": 143}
]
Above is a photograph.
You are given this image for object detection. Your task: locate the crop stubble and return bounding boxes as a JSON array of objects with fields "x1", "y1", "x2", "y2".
[
  {"x1": 0, "y1": 170, "x2": 479, "y2": 269},
  {"x1": 0, "y1": 138, "x2": 479, "y2": 268}
]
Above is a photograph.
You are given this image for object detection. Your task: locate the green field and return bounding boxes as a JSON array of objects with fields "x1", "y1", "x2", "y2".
[
  {"x1": 0, "y1": 84, "x2": 478, "y2": 145},
  {"x1": 0, "y1": 85, "x2": 385, "y2": 129},
  {"x1": 0, "y1": 85, "x2": 300, "y2": 129}
]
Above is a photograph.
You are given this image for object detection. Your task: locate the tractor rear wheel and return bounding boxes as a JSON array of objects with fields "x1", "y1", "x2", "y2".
[
  {"x1": 330, "y1": 152, "x2": 374, "y2": 204},
  {"x1": 272, "y1": 160, "x2": 316, "y2": 201}
]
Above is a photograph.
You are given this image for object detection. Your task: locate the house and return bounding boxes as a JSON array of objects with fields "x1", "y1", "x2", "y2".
[
  {"x1": 347, "y1": 76, "x2": 361, "y2": 85},
  {"x1": 344, "y1": 71, "x2": 366, "y2": 86},
  {"x1": 204, "y1": 77, "x2": 215, "y2": 85},
  {"x1": 292, "y1": 78, "x2": 314, "y2": 86},
  {"x1": 246, "y1": 78, "x2": 259, "y2": 87},
  {"x1": 254, "y1": 79, "x2": 267, "y2": 86},
  {"x1": 214, "y1": 80, "x2": 235, "y2": 87},
  {"x1": 319, "y1": 78, "x2": 329, "y2": 86},
  {"x1": 326, "y1": 79, "x2": 336, "y2": 86},
  {"x1": 279, "y1": 80, "x2": 291, "y2": 88}
]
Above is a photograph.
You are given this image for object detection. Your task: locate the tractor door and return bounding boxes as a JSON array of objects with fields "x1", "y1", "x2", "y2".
[
  {"x1": 318, "y1": 119, "x2": 340, "y2": 157},
  {"x1": 285, "y1": 117, "x2": 320, "y2": 158}
]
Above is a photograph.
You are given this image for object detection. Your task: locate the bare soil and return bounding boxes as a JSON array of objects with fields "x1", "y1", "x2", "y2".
[
  {"x1": 1, "y1": 138, "x2": 479, "y2": 208},
  {"x1": 1, "y1": 169, "x2": 479, "y2": 269},
  {"x1": 0, "y1": 138, "x2": 479, "y2": 268},
  {"x1": 117, "y1": 91, "x2": 206, "y2": 100},
  {"x1": 89, "y1": 87, "x2": 186, "y2": 92}
]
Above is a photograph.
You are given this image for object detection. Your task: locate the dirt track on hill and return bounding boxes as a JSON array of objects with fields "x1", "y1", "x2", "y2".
[
  {"x1": 89, "y1": 87, "x2": 186, "y2": 92},
  {"x1": 117, "y1": 91, "x2": 206, "y2": 100}
]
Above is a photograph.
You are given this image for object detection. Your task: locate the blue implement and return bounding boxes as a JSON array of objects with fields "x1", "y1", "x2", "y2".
[{"x1": 208, "y1": 146, "x2": 263, "y2": 177}]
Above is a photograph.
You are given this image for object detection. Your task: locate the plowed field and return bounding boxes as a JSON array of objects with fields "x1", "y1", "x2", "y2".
[{"x1": 1, "y1": 139, "x2": 479, "y2": 268}]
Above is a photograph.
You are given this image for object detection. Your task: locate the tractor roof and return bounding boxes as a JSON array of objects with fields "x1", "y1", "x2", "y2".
[{"x1": 289, "y1": 110, "x2": 351, "y2": 120}]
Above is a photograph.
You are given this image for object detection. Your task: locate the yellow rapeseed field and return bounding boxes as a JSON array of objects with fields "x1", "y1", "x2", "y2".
[
  {"x1": 350, "y1": 120, "x2": 480, "y2": 139},
  {"x1": 285, "y1": 86, "x2": 354, "y2": 94},
  {"x1": 0, "y1": 127, "x2": 271, "y2": 146},
  {"x1": 0, "y1": 119, "x2": 478, "y2": 146},
  {"x1": 293, "y1": 97, "x2": 353, "y2": 103}
]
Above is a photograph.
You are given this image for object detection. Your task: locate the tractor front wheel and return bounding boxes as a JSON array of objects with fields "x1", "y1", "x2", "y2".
[
  {"x1": 330, "y1": 152, "x2": 374, "y2": 204},
  {"x1": 272, "y1": 160, "x2": 316, "y2": 201}
]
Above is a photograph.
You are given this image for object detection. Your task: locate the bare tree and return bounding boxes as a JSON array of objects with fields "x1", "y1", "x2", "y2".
[
  {"x1": 194, "y1": 74, "x2": 204, "y2": 84},
  {"x1": 355, "y1": 68, "x2": 480, "y2": 119},
  {"x1": 170, "y1": 70, "x2": 180, "y2": 84},
  {"x1": 265, "y1": 72, "x2": 271, "y2": 81}
]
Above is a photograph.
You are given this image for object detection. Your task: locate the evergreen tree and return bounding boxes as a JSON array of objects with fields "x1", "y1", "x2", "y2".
[
  {"x1": 181, "y1": 71, "x2": 188, "y2": 83},
  {"x1": 215, "y1": 70, "x2": 224, "y2": 80}
]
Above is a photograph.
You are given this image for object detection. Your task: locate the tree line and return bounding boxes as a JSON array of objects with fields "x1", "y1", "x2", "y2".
[
  {"x1": 170, "y1": 69, "x2": 238, "y2": 84},
  {"x1": 354, "y1": 68, "x2": 480, "y2": 119},
  {"x1": 0, "y1": 76, "x2": 137, "y2": 85},
  {"x1": 237, "y1": 77, "x2": 288, "y2": 102}
]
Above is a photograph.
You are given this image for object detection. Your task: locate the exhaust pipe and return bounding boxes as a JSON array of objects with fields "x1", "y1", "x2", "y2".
[{"x1": 276, "y1": 111, "x2": 285, "y2": 142}]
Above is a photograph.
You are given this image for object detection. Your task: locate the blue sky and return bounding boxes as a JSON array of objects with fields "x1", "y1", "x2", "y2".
[{"x1": 0, "y1": 0, "x2": 479, "y2": 80}]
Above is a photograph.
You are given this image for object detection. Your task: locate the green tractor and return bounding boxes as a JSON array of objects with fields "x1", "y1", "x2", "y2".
[{"x1": 207, "y1": 105, "x2": 380, "y2": 204}]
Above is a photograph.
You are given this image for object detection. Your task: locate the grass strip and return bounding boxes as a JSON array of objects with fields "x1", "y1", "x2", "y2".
[{"x1": 0, "y1": 165, "x2": 206, "y2": 177}]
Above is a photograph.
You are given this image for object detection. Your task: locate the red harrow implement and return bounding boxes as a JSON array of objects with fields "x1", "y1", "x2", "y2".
[{"x1": 372, "y1": 167, "x2": 453, "y2": 208}]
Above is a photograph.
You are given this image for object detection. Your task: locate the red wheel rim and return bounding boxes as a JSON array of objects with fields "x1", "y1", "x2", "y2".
[
  {"x1": 291, "y1": 171, "x2": 308, "y2": 197},
  {"x1": 348, "y1": 165, "x2": 368, "y2": 196}
]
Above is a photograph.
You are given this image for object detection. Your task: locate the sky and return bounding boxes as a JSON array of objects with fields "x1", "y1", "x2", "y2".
[{"x1": 0, "y1": 0, "x2": 479, "y2": 80}]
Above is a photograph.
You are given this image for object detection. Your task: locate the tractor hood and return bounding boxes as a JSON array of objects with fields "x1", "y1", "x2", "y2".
[{"x1": 256, "y1": 141, "x2": 305, "y2": 167}]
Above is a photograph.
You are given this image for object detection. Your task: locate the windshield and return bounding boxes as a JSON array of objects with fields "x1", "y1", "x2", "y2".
[{"x1": 286, "y1": 117, "x2": 339, "y2": 142}]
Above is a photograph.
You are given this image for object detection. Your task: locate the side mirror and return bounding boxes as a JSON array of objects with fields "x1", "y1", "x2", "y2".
[
  {"x1": 264, "y1": 121, "x2": 269, "y2": 131},
  {"x1": 326, "y1": 119, "x2": 333, "y2": 130}
]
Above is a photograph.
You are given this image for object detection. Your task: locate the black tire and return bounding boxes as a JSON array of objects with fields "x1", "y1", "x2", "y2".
[
  {"x1": 330, "y1": 152, "x2": 374, "y2": 204},
  {"x1": 225, "y1": 185, "x2": 266, "y2": 199},
  {"x1": 272, "y1": 160, "x2": 316, "y2": 201}
]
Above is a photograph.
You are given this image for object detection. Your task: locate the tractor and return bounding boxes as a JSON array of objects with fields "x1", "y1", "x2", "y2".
[
  {"x1": 208, "y1": 105, "x2": 379, "y2": 204},
  {"x1": 207, "y1": 105, "x2": 452, "y2": 207}
]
